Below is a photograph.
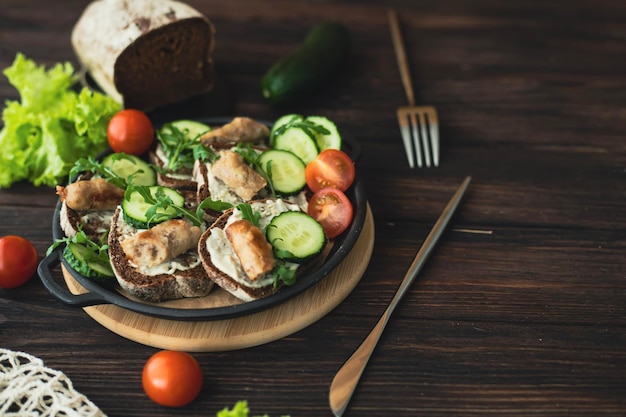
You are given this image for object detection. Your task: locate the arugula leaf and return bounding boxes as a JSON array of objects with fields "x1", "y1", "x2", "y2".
[
  {"x1": 127, "y1": 185, "x2": 210, "y2": 227},
  {"x1": 198, "y1": 198, "x2": 233, "y2": 213},
  {"x1": 235, "y1": 203, "x2": 260, "y2": 227},
  {"x1": 47, "y1": 228, "x2": 110, "y2": 266},
  {"x1": 69, "y1": 154, "x2": 138, "y2": 189},
  {"x1": 156, "y1": 123, "x2": 218, "y2": 172},
  {"x1": 271, "y1": 260, "x2": 298, "y2": 287},
  {"x1": 139, "y1": 186, "x2": 179, "y2": 225},
  {"x1": 0, "y1": 53, "x2": 121, "y2": 188},
  {"x1": 272, "y1": 118, "x2": 330, "y2": 140}
]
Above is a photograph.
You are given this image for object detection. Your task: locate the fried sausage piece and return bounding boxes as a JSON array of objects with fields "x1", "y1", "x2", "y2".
[
  {"x1": 121, "y1": 219, "x2": 202, "y2": 268},
  {"x1": 200, "y1": 117, "x2": 269, "y2": 146},
  {"x1": 225, "y1": 219, "x2": 275, "y2": 281},
  {"x1": 56, "y1": 178, "x2": 124, "y2": 211},
  {"x1": 211, "y1": 150, "x2": 266, "y2": 201}
]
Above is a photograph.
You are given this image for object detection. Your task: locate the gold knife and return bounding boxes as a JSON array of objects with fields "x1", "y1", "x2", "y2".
[{"x1": 329, "y1": 176, "x2": 472, "y2": 417}]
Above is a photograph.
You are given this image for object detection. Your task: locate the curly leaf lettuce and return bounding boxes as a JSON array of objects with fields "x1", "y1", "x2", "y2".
[
  {"x1": 0, "y1": 53, "x2": 121, "y2": 188},
  {"x1": 216, "y1": 400, "x2": 290, "y2": 417}
]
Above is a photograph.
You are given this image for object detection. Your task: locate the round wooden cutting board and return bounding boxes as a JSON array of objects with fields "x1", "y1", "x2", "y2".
[{"x1": 63, "y1": 206, "x2": 374, "y2": 352}]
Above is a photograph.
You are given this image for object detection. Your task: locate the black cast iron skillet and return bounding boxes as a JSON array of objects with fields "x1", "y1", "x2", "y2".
[{"x1": 38, "y1": 118, "x2": 366, "y2": 321}]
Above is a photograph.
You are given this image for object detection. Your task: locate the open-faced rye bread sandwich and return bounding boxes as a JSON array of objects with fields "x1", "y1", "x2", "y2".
[
  {"x1": 150, "y1": 117, "x2": 271, "y2": 211},
  {"x1": 149, "y1": 119, "x2": 212, "y2": 191},
  {"x1": 57, "y1": 177, "x2": 124, "y2": 241},
  {"x1": 198, "y1": 198, "x2": 327, "y2": 302},
  {"x1": 108, "y1": 185, "x2": 214, "y2": 302},
  {"x1": 56, "y1": 154, "x2": 156, "y2": 241}
]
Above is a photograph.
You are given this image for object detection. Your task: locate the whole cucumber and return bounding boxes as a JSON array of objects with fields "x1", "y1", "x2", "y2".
[{"x1": 261, "y1": 21, "x2": 351, "y2": 106}]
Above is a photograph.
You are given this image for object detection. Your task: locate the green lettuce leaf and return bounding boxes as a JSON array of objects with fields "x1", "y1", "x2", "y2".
[
  {"x1": 216, "y1": 400, "x2": 289, "y2": 417},
  {"x1": 0, "y1": 53, "x2": 121, "y2": 188}
]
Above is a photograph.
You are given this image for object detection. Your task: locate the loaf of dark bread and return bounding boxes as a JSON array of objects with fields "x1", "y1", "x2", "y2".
[
  {"x1": 108, "y1": 206, "x2": 214, "y2": 302},
  {"x1": 72, "y1": 0, "x2": 215, "y2": 111}
]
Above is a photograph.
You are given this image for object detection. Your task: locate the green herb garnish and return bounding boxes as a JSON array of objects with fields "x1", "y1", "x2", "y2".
[
  {"x1": 271, "y1": 118, "x2": 330, "y2": 141},
  {"x1": 69, "y1": 154, "x2": 139, "y2": 189},
  {"x1": 235, "y1": 203, "x2": 260, "y2": 227},
  {"x1": 156, "y1": 123, "x2": 218, "y2": 172},
  {"x1": 127, "y1": 185, "x2": 231, "y2": 227},
  {"x1": 47, "y1": 228, "x2": 109, "y2": 260},
  {"x1": 271, "y1": 259, "x2": 298, "y2": 287},
  {"x1": 199, "y1": 198, "x2": 233, "y2": 213},
  {"x1": 47, "y1": 229, "x2": 113, "y2": 280}
]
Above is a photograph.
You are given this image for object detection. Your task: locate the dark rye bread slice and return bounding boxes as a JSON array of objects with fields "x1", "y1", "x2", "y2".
[
  {"x1": 195, "y1": 159, "x2": 210, "y2": 203},
  {"x1": 114, "y1": 18, "x2": 214, "y2": 111},
  {"x1": 197, "y1": 204, "x2": 327, "y2": 302},
  {"x1": 59, "y1": 201, "x2": 114, "y2": 242},
  {"x1": 108, "y1": 207, "x2": 214, "y2": 303}
]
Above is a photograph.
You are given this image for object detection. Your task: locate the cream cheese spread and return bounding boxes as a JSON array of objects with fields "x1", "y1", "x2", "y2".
[{"x1": 205, "y1": 199, "x2": 301, "y2": 287}]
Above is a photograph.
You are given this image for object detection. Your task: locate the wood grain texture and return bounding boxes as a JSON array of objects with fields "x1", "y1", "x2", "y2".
[{"x1": 1, "y1": 0, "x2": 625, "y2": 416}]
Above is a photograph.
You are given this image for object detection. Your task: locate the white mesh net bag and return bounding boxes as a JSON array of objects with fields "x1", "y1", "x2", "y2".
[{"x1": 0, "y1": 348, "x2": 106, "y2": 416}]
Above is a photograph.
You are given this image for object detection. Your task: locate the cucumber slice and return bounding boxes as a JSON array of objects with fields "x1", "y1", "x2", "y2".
[
  {"x1": 122, "y1": 186, "x2": 185, "y2": 228},
  {"x1": 305, "y1": 116, "x2": 342, "y2": 151},
  {"x1": 266, "y1": 211, "x2": 325, "y2": 261},
  {"x1": 272, "y1": 127, "x2": 319, "y2": 164},
  {"x1": 63, "y1": 242, "x2": 114, "y2": 282},
  {"x1": 258, "y1": 149, "x2": 306, "y2": 195},
  {"x1": 270, "y1": 114, "x2": 303, "y2": 145},
  {"x1": 160, "y1": 119, "x2": 211, "y2": 139},
  {"x1": 102, "y1": 153, "x2": 156, "y2": 186}
]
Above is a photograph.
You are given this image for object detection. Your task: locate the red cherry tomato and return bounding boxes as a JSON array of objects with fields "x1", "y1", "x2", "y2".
[
  {"x1": 142, "y1": 350, "x2": 203, "y2": 407},
  {"x1": 107, "y1": 109, "x2": 155, "y2": 155},
  {"x1": 307, "y1": 187, "x2": 354, "y2": 238},
  {"x1": 0, "y1": 235, "x2": 39, "y2": 289},
  {"x1": 305, "y1": 149, "x2": 355, "y2": 193}
]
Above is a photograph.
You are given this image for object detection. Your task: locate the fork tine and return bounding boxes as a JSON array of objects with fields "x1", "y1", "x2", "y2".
[
  {"x1": 416, "y1": 111, "x2": 432, "y2": 167},
  {"x1": 409, "y1": 111, "x2": 424, "y2": 168},
  {"x1": 396, "y1": 110, "x2": 416, "y2": 168},
  {"x1": 397, "y1": 107, "x2": 439, "y2": 168},
  {"x1": 425, "y1": 107, "x2": 440, "y2": 167}
]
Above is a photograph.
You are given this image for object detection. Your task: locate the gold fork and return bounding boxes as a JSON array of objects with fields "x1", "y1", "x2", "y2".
[{"x1": 388, "y1": 9, "x2": 439, "y2": 168}]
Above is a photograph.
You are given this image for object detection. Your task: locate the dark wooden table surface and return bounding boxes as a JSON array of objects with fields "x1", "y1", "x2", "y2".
[{"x1": 1, "y1": 0, "x2": 625, "y2": 416}]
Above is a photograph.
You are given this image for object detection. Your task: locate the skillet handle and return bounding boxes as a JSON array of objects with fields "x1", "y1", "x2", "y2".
[{"x1": 37, "y1": 250, "x2": 109, "y2": 308}]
